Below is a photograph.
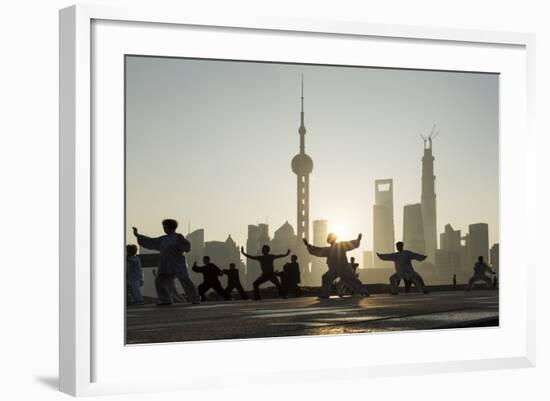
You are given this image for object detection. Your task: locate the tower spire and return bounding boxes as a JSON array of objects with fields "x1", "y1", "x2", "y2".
[
  {"x1": 299, "y1": 75, "x2": 306, "y2": 154},
  {"x1": 291, "y1": 75, "x2": 313, "y2": 241}
]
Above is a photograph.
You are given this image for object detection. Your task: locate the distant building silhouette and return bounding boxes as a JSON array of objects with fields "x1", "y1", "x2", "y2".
[
  {"x1": 436, "y1": 224, "x2": 462, "y2": 279},
  {"x1": 490, "y1": 243, "x2": 499, "y2": 274},
  {"x1": 421, "y1": 130, "x2": 438, "y2": 263},
  {"x1": 270, "y1": 221, "x2": 298, "y2": 273},
  {"x1": 403, "y1": 203, "x2": 425, "y2": 254},
  {"x1": 373, "y1": 179, "x2": 395, "y2": 267}
]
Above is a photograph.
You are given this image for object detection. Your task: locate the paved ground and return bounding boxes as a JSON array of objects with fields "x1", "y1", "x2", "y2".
[{"x1": 126, "y1": 290, "x2": 499, "y2": 344}]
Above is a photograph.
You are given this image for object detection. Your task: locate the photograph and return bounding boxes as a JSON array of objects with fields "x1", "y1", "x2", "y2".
[{"x1": 124, "y1": 55, "x2": 499, "y2": 344}]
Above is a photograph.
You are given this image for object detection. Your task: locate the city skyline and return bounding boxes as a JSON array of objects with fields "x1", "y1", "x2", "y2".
[{"x1": 125, "y1": 56, "x2": 499, "y2": 265}]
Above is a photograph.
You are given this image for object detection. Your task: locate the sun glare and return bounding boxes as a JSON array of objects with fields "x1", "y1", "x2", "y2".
[{"x1": 330, "y1": 223, "x2": 349, "y2": 240}]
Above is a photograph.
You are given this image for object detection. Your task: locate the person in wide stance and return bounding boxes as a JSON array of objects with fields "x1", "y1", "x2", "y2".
[
  {"x1": 193, "y1": 256, "x2": 230, "y2": 301},
  {"x1": 303, "y1": 233, "x2": 369, "y2": 299},
  {"x1": 133, "y1": 219, "x2": 200, "y2": 305},
  {"x1": 376, "y1": 241, "x2": 428, "y2": 295},
  {"x1": 465, "y1": 256, "x2": 497, "y2": 291},
  {"x1": 241, "y1": 245, "x2": 289, "y2": 300},
  {"x1": 223, "y1": 263, "x2": 249, "y2": 300}
]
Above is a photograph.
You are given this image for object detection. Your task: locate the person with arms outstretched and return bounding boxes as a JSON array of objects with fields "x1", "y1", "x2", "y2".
[
  {"x1": 465, "y1": 256, "x2": 496, "y2": 291},
  {"x1": 133, "y1": 219, "x2": 200, "y2": 305},
  {"x1": 223, "y1": 263, "x2": 249, "y2": 300},
  {"x1": 304, "y1": 233, "x2": 369, "y2": 299},
  {"x1": 376, "y1": 241, "x2": 428, "y2": 295},
  {"x1": 241, "y1": 245, "x2": 289, "y2": 300},
  {"x1": 193, "y1": 256, "x2": 230, "y2": 301}
]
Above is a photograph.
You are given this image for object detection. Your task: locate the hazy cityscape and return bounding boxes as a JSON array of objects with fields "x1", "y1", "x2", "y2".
[{"x1": 125, "y1": 56, "x2": 499, "y2": 342}]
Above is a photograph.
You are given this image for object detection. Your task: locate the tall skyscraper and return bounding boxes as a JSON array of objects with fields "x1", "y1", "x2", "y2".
[
  {"x1": 402, "y1": 203, "x2": 425, "y2": 254},
  {"x1": 373, "y1": 179, "x2": 395, "y2": 267},
  {"x1": 421, "y1": 133, "x2": 438, "y2": 263},
  {"x1": 291, "y1": 76, "x2": 314, "y2": 241}
]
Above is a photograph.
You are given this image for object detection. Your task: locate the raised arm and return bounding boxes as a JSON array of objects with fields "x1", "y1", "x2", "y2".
[
  {"x1": 340, "y1": 233, "x2": 362, "y2": 252},
  {"x1": 240, "y1": 246, "x2": 260, "y2": 260},
  {"x1": 133, "y1": 227, "x2": 162, "y2": 251},
  {"x1": 303, "y1": 241, "x2": 330, "y2": 257}
]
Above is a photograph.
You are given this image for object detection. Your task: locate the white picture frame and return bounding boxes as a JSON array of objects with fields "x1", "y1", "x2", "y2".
[{"x1": 59, "y1": 4, "x2": 536, "y2": 397}]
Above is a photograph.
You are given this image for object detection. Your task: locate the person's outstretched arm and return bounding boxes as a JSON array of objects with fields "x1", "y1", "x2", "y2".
[
  {"x1": 213, "y1": 264, "x2": 223, "y2": 276},
  {"x1": 274, "y1": 249, "x2": 291, "y2": 259},
  {"x1": 133, "y1": 227, "x2": 162, "y2": 251},
  {"x1": 376, "y1": 252, "x2": 396, "y2": 261},
  {"x1": 341, "y1": 233, "x2": 363, "y2": 251},
  {"x1": 302, "y1": 238, "x2": 329, "y2": 257},
  {"x1": 240, "y1": 246, "x2": 259, "y2": 260},
  {"x1": 191, "y1": 262, "x2": 203, "y2": 273},
  {"x1": 410, "y1": 251, "x2": 428, "y2": 261}
]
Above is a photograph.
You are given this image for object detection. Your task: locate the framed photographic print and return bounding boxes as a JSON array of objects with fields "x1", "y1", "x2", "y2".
[{"x1": 59, "y1": 4, "x2": 535, "y2": 397}]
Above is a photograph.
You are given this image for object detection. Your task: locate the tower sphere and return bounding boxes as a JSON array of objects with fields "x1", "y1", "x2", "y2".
[{"x1": 291, "y1": 153, "x2": 313, "y2": 175}]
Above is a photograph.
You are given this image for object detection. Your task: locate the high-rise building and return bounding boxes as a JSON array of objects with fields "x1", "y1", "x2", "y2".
[
  {"x1": 362, "y1": 251, "x2": 374, "y2": 269},
  {"x1": 435, "y1": 224, "x2": 462, "y2": 279},
  {"x1": 421, "y1": 133, "x2": 438, "y2": 263},
  {"x1": 468, "y1": 223, "x2": 489, "y2": 266},
  {"x1": 373, "y1": 179, "x2": 395, "y2": 267},
  {"x1": 490, "y1": 243, "x2": 500, "y2": 273},
  {"x1": 291, "y1": 76, "x2": 313, "y2": 241},
  {"x1": 402, "y1": 203, "x2": 425, "y2": 254},
  {"x1": 310, "y1": 219, "x2": 328, "y2": 285}
]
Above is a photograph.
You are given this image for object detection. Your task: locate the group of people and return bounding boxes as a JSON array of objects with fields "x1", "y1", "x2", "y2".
[{"x1": 126, "y1": 218, "x2": 498, "y2": 306}]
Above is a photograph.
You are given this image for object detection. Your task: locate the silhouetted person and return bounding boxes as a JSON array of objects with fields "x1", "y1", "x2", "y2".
[
  {"x1": 277, "y1": 255, "x2": 303, "y2": 297},
  {"x1": 153, "y1": 269, "x2": 186, "y2": 303},
  {"x1": 453, "y1": 274, "x2": 457, "y2": 289},
  {"x1": 337, "y1": 256, "x2": 361, "y2": 296},
  {"x1": 126, "y1": 244, "x2": 144, "y2": 305},
  {"x1": 493, "y1": 275, "x2": 498, "y2": 289},
  {"x1": 304, "y1": 233, "x2": 369, "y2": 298},
  {"x1": 223, "y1": 263, "x2": 249, "y2": 300},
  {"x1": 394, "y1": 278, "x2": 413, "y2": 293},
  {"x1": 377, "y1": 241, "x2": 429, "y2": 295},
  {"x1": 193, "y1": 256, "x2": 230, "y2": 301},
  {"x1": 241, "y1": 245, "x2": 288, "y2": 300},
  {"x1": 466, "y1": 256, "x2": 496, "y2": 291},
  {"x1": 133, "y1": 219, "x2": 200, "y2": 305}
]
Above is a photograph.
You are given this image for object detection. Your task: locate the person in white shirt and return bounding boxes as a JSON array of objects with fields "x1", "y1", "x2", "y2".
[
  {"x1": 376, "y1": 241, "x2": 429, "y2": 295},
  {"x1": 303, "y1": 233, "x2": 369, "y2": 299},
  {"x1": 465, "y1": 256, "x2": 496, "y2": 291},
  {"x1": 133, "y1": 219, "x2": 200, "y2": 305}
]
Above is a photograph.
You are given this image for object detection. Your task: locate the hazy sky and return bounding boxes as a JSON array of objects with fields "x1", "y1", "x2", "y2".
[{"x1": 125, "y1": 56, "x2": 499, "y2": 261}]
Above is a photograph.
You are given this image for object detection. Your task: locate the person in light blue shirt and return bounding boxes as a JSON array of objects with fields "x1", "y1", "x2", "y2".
[
  {"x1": 126, "y1": 244, "x2": 144, "y2": 305},
  {"x1": 133, "y1": 219, "x2": 200, "y2": 305}
]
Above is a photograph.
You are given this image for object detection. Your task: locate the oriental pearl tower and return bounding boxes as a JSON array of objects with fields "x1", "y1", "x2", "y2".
[{"x1": 291, "y1": 76, "x2": 314, "y2": 241}]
